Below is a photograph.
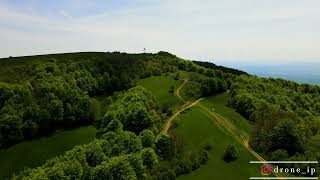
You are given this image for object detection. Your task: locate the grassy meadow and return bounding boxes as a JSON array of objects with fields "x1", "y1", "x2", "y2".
[
  {"x1": 137, "y1": 76, "x2": 183, "y2": 109},
  {"x1": 200, "y1": 93, "x2": 253, "y2": 134},
  {"x1": 172, "y1": 106, "x2": 260, "y2": 180},
  {"x1": 0, "y1": 126, "x2": 96, "y2": 179},
  {"x1": 139, "y1": 75, "x2": 261, "y2": 179}
]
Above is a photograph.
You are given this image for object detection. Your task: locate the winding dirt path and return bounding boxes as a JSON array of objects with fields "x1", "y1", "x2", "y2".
[
  {"x1": 164, "y1": 79, "x2": 203, "y2": 132},
  {"x1": 175, "y1": 79, "x2": 188, "y2": 102},
  {"x1": 163, "y1": 78, "x2": 283, "y2": 179},
  {"x1": 198, "y1": 104, "x2": 284, "y2": 179},
  {"x1": 164, "y1": 98, "x2": 203, "y2": 132}
]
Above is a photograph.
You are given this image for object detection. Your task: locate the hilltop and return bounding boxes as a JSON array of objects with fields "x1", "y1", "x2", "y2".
[{"x1": 0, "y1": 51, "x2": 319, "y2": 179}]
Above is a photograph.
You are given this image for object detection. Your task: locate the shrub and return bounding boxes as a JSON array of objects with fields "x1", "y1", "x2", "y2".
[
  {"x1": 174, "y1": 72, "x2": 180, "y2": 80},
  {"x1": 190, "y1": 154, "x2": 201, "y2": 170},
  {"x1": 175, "y1": 159, "x2": 192, "y2": 175},
  {"x1": 270, "y1": 149, "x2": 289, "y2": 161},
  {"x1": 139, "y1": 129, "x2": 155, "y2": 148},
  {"x1": 203, "y1": 144, "x2": 213, "y2": 151},
  {"x1": 154, "y1": 132, "x2": 175, "y2": 160},
  {"x1": 169, "y1": 85, "x2": 174, "y2": 93},
  {"x1": 141, "y1": 148, "x2": 158, "y2": 170},
  {"x1": 199, "y1": 150, "x2": 209, "y2": 164},
  {"x1": 160, "y1": 169, "x2": 176, "y2": 180},
  {"x1": 91, "y1": 161, "x2": 112, "y2": 180},
  {"x1": 223, "y1": 145, "x2": 238, "y2": 162}
]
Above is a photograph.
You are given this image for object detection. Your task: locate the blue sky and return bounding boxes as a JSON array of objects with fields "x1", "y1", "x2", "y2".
[{"x1": 0, "y1": 0, "x2": 319, "y2": 65}]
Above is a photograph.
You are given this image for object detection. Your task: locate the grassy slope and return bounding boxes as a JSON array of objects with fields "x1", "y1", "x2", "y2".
[
  {"x1": 139, "y1": 75, "x2": 260, "y2": 179},
  {"x1": 200, "y1": 93, "x2": 252, "y2": 134},
  {"x1": 178, "y1": 70, "x2": 208, "y2": 80},
  {"x1": 177, "y1": 70, "x2": 205, "y2": 101},
  {"x1": 310, "y1": 134, "x2": 320, "y2": 152},
  {"x1": 137, "y1": 76, "x2": 183, "y2": 109},
  {"x1": 172, "y1": 94, "x2": 261, "y2": 180},
  {"x1": 0, "y1": 126, "x2": 96, "y2": 179}
]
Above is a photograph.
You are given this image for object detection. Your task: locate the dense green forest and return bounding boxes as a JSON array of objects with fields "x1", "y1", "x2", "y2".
[
  {"x1": 16, "y1": 86, "x2": 212, "y2": 179},
  {"x1": 0, "y1": 51, "x2": 231, "y2": 148},
  {"x1": 228, "y1": 75, "x2": 320, "y2": 173},
  {"x1": 193, "y1": 61, "x2": 248, "y2": 76},
  {"x1": 0, "y1": 51, "x2": 241, "y2": 179}
]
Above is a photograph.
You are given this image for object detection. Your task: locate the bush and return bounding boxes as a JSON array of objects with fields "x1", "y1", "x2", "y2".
[
  {"x1": 174, "y1": 72, "x2": 180, "y2": 80},
  {"x1": 190, "y1": 154, "x2": 201, "y2": 170},
  {"x1": 139, "y1": 129, "x2": 155, "y2": 148},
  {"x1": 91, "y1": 161, "x2": 112, "y2": 180},
  {"x1": 223, "y1": 145, "x2": 238, "y2": 162},
  {"x1": 108, "y1": 156, "x2": 137, "y2": 180},
  {"x1": 199, "y1": 150, "x2": 209, "y2": 164},
  {"x1": 127, "y1": 154, "x2": 146, "y2": 179},
  {"x1": 154, "y1": 132, "x2": 175, "y2": 160},
  {"x1": 270, "y1": 149, "x2": 289, "y2": 161},
  {"x1": 175, "y1": 159, "x2": 192, "y2": 175},
  {"x1": 203, "y1": 144, "x2": 213, "y2": 151},
  {"x1": 140, "y1": 148, "x2": 158, "y2": 170},
  {"x1": 169, "y1": 85, "x2": 174, "y2": 93},
  {"x1": 150, "y1": 161, "x2": 176, "y2": 180},
  {"x1": 106, "y1": 119, "x2": 123, "y2": 132},
  {"x1": 162, "y1": 103, "x2": 173, "y2": 116},
  {"x1": 160, "y1": 170, "x2": 176, "y2": 180}
]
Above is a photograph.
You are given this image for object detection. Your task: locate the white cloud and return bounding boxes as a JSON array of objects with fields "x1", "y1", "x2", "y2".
[{"x1": 0, "y1": 0, "x2": 319, "y2": 64}]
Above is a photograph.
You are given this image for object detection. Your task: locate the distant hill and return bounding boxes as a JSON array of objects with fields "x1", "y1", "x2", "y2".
[
  {"x1": 193, "y1": 61, "x2": 248, "y2": 76},
  {"x1": 231, "y1": 63, "x2": 320, "y2": 85}
]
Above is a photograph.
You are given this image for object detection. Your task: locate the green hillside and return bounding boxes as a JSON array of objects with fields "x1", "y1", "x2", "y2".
[
  {"x1": 140, "y1": 75, "x2": 263, "y2": 179},
  {"x1": 138, "y1": 76, "x2": 183, "y2": 109},
  {"x1": 0, "y1": 51, "x2": 319, "y2": 179},
  {"x1": 0, "y1": 126, "x2": 96, "y2": 179},
  {"x1": 173, "y1": 106, "x2": 260, "y2": 180},
  {"x1": 201, "y1": 93, "x2": 252, "y2": 134},
  {"x1": 0, "y1": 51, "x2": 242, "y2": 179}
]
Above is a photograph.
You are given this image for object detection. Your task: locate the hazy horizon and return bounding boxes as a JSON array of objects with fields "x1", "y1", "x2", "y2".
[{"x1": 221, "y1": 62, "x2": 320, "y2": 85}]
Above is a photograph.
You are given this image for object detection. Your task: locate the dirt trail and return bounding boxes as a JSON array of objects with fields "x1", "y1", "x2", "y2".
[
  {"x1": 198, "y1": 104, "x2": 284, "y2": 179},
  {"x1": 164, "y1": 79, "x2": 203, "y2": 132},
  {"x1": 163, "y1": 78, "x2": 283, "y2": 179},
  {"x1": 164, "y1": 98, "x2": 203, "y2": 132},
  {"x1": 175, "y1": 79, "x2": 187, "y2": 102}
]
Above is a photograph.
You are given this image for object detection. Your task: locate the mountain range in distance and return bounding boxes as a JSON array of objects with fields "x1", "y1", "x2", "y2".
[{"x1": 218, "y1": 62, "x2": 320, "y2": 85}]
